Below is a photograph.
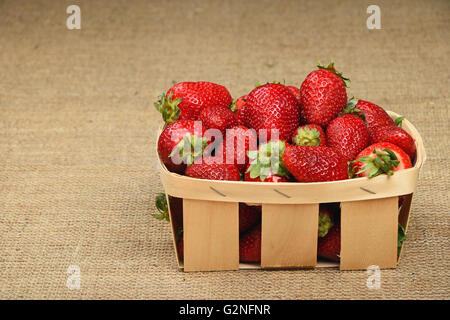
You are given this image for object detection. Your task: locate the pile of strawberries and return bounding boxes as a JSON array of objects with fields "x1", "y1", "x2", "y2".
[{"x1": 155, "y1": 62, "x2": 415, "y2": 263}]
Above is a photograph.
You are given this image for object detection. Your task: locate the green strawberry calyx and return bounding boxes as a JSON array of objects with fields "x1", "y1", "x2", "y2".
[
  {"x1": 293, "y1": 126, "x2": 321, "y2": 147},
  {"x1": 395, "y1": 116, "x2": 405, "y2": 127},
  {"x1": 152, "y1": 193, "x2": 170, "y2": 222},
  {"x1": 154, "y1": 91, "x2": 182, "y2": 124},
  {"x1": 318, "y1": 211, "x2": 334, "y2": 238},
  {"x1": 246, "y1": 140, "x2": 290, "y2": 181},
  {"x1": 229, "y1": 100, "x2": 237, "y2": 112},
  {"x1": 317, "y1": 61, "x2": 351, "y2": 88},
  {"x1": 339, "y1": 98, "x2": 366, "y2": 121},
  {"x1": 169, "y1": 133, "x2": 208, "y2": 166},
  {"x1": 354, "y1": 148, "x2": 400, "y2": 178}
]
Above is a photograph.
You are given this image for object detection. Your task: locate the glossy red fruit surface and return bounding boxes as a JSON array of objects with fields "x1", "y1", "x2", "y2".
[
  {"x1": 157, "y1": 120, "x2": 206, "y2": 173},
  {"x1": 239, "y1": 224, "x2": 261, "y2": 263},
  {"x1": 156, "y1": 81, "x2": 232, "y2": 123},
  {"x1": 326, "y1": 114, "x2": 370, "y2": 162},
  {"x1": 300, "y1": 64, "x2": 348, "y2": 126},
  {"x1": 245, "y1": 83, "x2": 300, "y2": 141},
  {"x1": 352, "y1": 142, "x2": 412, "y2": 178},
  {"x1": 185, "y1": 157, "x2": 241, "y2": 181},
  {"x1": 318, "y1": 225, "x2": 340, "y2": 262},
  {"x1": 283, "y1": 145, "x2": 349, "y2": 182},
  {"x1": 370, "y1": 125, "x2": 416, "y2": 159}
]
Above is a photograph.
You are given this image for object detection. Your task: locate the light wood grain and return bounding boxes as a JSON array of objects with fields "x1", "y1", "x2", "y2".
[
  {"x1": 183, "y1": 199, "x2": 239, "y2": 271},
  {"x1": 340, "y1": 197, "x2": 398, "y2": 270},
  {"x1": 261, "y1": 204, "x2": 319, "y2": 268}
]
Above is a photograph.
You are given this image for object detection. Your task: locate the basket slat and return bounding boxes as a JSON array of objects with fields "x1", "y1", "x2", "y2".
[
  {"x1": 183, "y1": 199, "x2": 239, "y2": 271},
  {"x1": 261, "y1": 203, "x2": 319, "y2": 268},
  {"x1": 340, "y1": 197, "x2": 398, "y2": 270}
]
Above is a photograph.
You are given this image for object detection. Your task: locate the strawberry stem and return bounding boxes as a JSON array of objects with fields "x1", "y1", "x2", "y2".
[
  {"x1": 246, "y1": 140, "x2": 290, "y2": 181},
  {"x1": 154, "y1": 91, "x2": 182, "y2": 124},
  {"x1": 355, "y1": 148, "x2": 400, "y2": 178},
  {"x1": 317, "y1": 61, "x2": 350, "y2": 88}
]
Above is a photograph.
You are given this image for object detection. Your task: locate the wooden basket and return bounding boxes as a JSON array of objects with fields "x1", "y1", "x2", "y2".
[{"x1": 158, "y1": 111, "x2": 426, "y2": 272}]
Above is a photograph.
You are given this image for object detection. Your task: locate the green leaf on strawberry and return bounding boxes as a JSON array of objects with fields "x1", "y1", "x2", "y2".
[
  {"x1": 317, "y1": 61, "x2": 351, "y2": 88},
  {"x1": 169, "y1": 133, "x2": 208, "y2": 166},
  {"x1": 339, "y1": 98, "x2": 366, "y2": 121},
  {"x1": 153, "y1": 193, "x2": 170, "y2": 222},
  {"x1": 154, "y1": 91, "x2": 182, "y2": 124},
  {"x1": 354, "y1": 148, "x2": 400, "y2": 178},
  {"x1": 246, "y1": 140, "x2": 290, "y2": 181}
]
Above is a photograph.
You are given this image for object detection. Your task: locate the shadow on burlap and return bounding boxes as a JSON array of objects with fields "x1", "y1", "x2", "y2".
[{"x1": 0, "y1": 0, "x2": 448, "y2": 299}]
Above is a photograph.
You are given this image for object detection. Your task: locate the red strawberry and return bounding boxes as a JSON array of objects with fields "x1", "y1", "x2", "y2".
[
  {"x1": 185, "y1": 156, "x2": 241, "y2": 181},
  {"x1": 218, "y1": 126, "x2": 258, "y2": 173},
  {"x1": 318, "y1": 225, "x2": 340, "y2": 261},
  {"x1": 239, "y1": 204, "x2": 261, "y2": 234},
  {"x1": 200, "y1": 104, "x2": 237, "y2": 134},
  {"x1": 292, "y1": 124, "x2": 326, "y2": 147},
  {"x1": 352, "y1": 142, "x2": 412, "y2": 178},
  {"x1": 369, "y1": 125, "x2": 416, "y2": 160},
  {"x1": 155, "y1": 81, "x2": 232, "y2": 123},
  {"x1": 239, "y1": 224, "x2": 261, "y2": 263},
  {"x1": 244, "y1": 83, "x2": 300, "y2": 141},
  {"x1": 157, "y1": 120, "x2": 208, "y2": 173},
  {"x1": 246, "y1": 140, "x2": 291, "y2": 182},
  {"x1": 326, "y1": 114, "x2": 370, "y2": 162},
  {"x1": 244, "y1": 165, "x2": 291, "y2": 182},
  {"x1": 231, "y1": 95, "x2": 248, "y2": 126},
  {"x1": 342, "y1": 98, "x2": 395, "y2": 131},
  {"x1": 169, "y1": 196, "x2": 183, "y2": 232},
  {"x1": 300, "y1": 62, "x2": 349, "y2": 127},
  {"x1": 318, "y1": 205, "x2": 335, "y2": 238},
  {"x1": 287, "y1": 85, "x2": 301, "y2": 104},
  {"x1": 283, "y1": 145, "x2": 349, "y2": 182}
]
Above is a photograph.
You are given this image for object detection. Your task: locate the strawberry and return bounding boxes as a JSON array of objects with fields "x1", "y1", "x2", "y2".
[
  {"x1": 155, "y1": 81, "x2": 232, "y2": 123},
  {"x1": 318, "y1": 205, "x2": 335, "y2": 238},
  {"x1": 300, "y1": 62, "x2": 349, "y2": 127},
  {"x1": 244, "y1": 83, "x2": 300, "y2": 141},
  {"x1": 231, "y1": 95, "x2": 248, "y2": 126},
  {"x1": 185, "y1": 156, "x2": 241, "y2": 181},
  {"x1": 326, "y1": 114, "x2": 370, "y2": 162},
  {"x1": 352, "y1": 142, "x2": 412, "y2": 178},
  {"x1": 369, "y1": 125, "x2": 416, "y2": 160},
  {"x1": 215, "y1": 126, "x2": 258, "y2": 173},
  {"x1": 342, "y1": 98, "x2": 395, "y2": 131},
  {"x1": 200, "y1": 104, "x2": 237, "y2": 134},
  {"x1": 292, "y1": 124, "x2": 326, "y2": 147},
  {"x1": 157, "y1": 120, "x2": 208, "y2": 173},
  {"x1": 283, "y1": 145, "x2": 349, "y2": 182},
  {"x1": 239, "y1": 224, "x2": 261, "y2": 263},
  {"x1": 239, "y1": 204, "x2": 261, "y2": 234},
  {"x1": 246, "y1": 140, "x2": 291, "y2": 182},
  {"x1": 287, "y1": 85, "x2": 301, "y2": 104},
  {"x1": 318, "y1": 225, "x2": 340, "y2": 262},
  {"x1": 244, "y1": 166, "x2": 291, "y2": 182}
]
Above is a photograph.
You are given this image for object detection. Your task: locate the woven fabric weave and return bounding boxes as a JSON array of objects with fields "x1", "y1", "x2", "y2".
[{"x1": 0, "y1": 0, "x2": 449, "y2": 299}]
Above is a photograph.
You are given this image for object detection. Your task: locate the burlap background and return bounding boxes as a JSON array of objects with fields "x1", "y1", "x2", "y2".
[{"x1": 0, "y1": 0, "x2": 449, "y2": 299}]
